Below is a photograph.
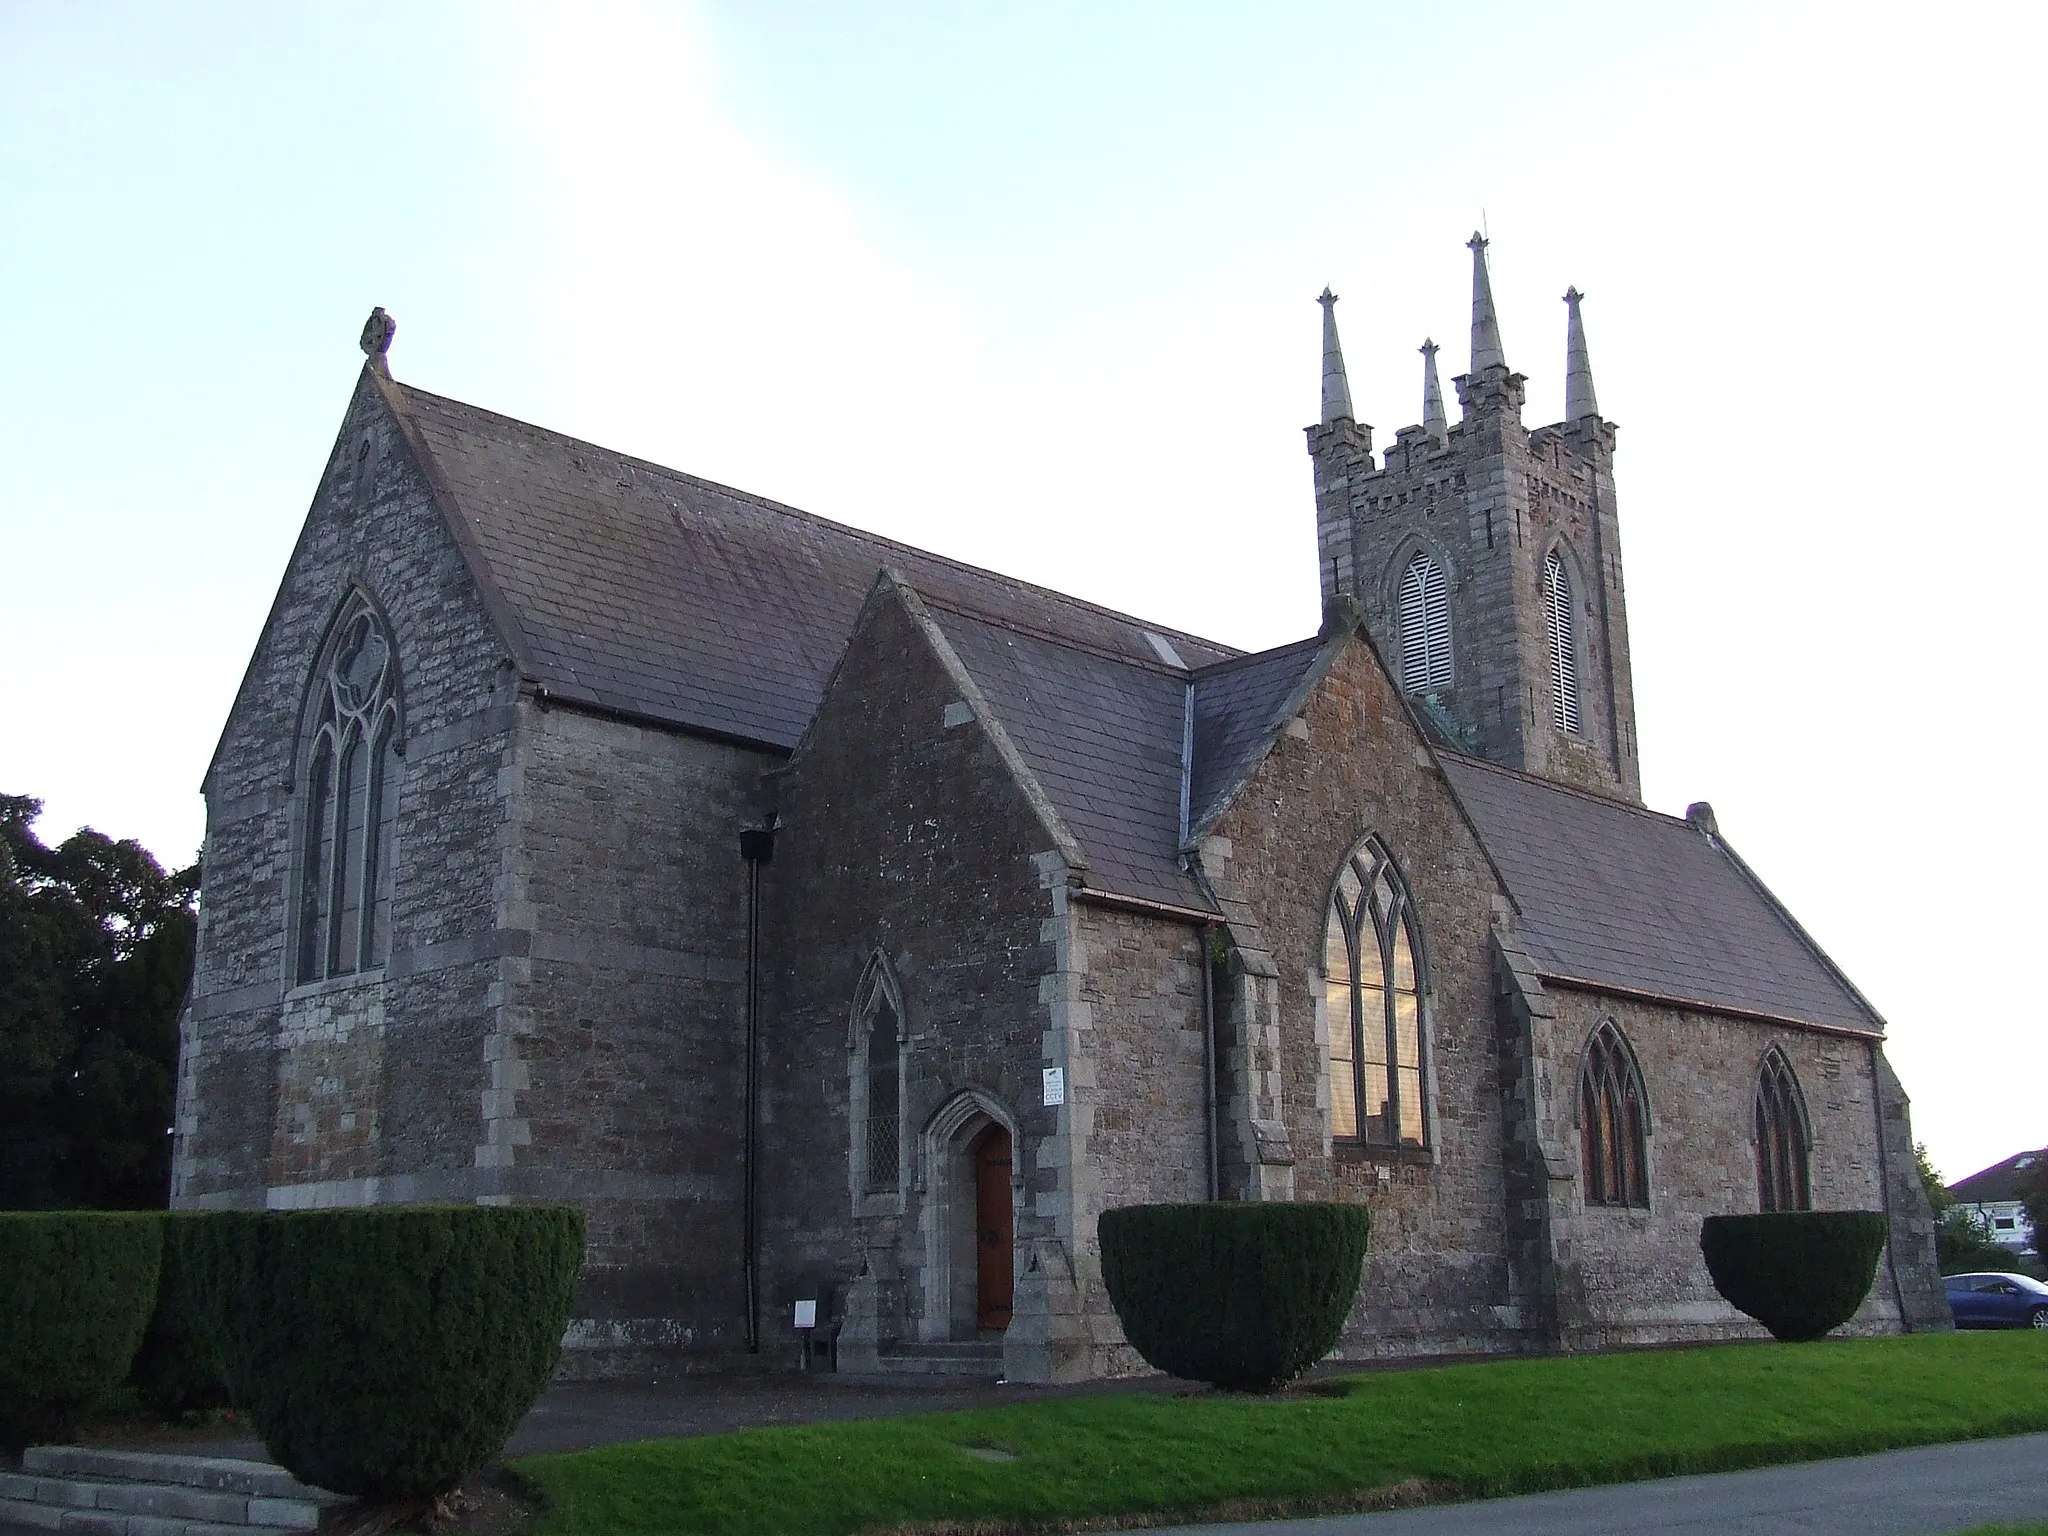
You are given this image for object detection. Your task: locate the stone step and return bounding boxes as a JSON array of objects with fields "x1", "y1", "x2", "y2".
[
  {"x1": 17, "y1": 1453, "x2": 331, "y2": 1505},
  {"x1": 0, "y1": 1451, "x2": 342, "y2": 1535},
  {"x1": 876, "y1": 1341, "x2": 1006, "y2": 1376},
  {"x1": 0, "y1": 1493, "x2": 308, "y2": 1535}
]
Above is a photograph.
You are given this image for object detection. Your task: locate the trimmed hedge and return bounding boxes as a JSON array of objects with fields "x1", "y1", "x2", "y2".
[
  {"x1": 1700, "y1": 1211, "x2": 1889, "y2": 1342},
  {"x1": 0, "y1": 1212, "x2": 162, "y2": 1444},
  {"x1": 182, "y1": 1204, "x2": 585, "y2": 1499},
  {"x1": 1099, "y1": 1202, "x2": 1371, "y2": 1391},
  {"x1": 130, "y1": 1212, "x2": 230, "y2": 1417}
]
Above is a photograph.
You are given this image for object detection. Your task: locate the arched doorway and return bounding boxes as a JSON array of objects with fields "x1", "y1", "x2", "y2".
[
  {"x1": 972, "y1": 1123, "x2": 1014, "y2": 1331},
  {"x1": 920, "y1": 1090, "x2": 1018, "y2": 1342}
]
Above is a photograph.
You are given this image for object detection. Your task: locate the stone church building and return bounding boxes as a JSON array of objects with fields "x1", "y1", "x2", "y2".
[{"x1": 174, "y1": 238, "x2": 1947, "y2": 1381}]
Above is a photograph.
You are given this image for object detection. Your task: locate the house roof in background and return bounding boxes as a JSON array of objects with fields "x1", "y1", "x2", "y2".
[{"x1": 1951, "y1": 1148, "x2": 2048, "y2": 1204}]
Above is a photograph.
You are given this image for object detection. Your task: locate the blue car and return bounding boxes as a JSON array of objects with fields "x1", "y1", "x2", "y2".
[{"x1": 1944, "y1": 1271, "x2": 2048, "y2": 1329}]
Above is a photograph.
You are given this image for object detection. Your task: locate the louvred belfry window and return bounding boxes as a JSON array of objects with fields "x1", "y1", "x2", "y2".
[
  {"x1": 1323, "y1": 839, "x2": 1428, "y2": 1148},
  {"x1": 296, "y1": 593, "x2": 402, "y2": 985},
  {"x1": 1543, "y1": 550, "x2": 1582, "y2": 735},
  {"x1": 1397, "y1": 553, "x2": 1453, "y2": 692},
  {"x1": 1755, "y1": 1048, "x2": 1811, "y2": 1212},
  {"x1": 1578, "y1": 1021, "x2": 1649, "y2": 1207}
]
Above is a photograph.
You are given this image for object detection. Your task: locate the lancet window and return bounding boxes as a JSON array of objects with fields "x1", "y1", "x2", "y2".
[
  {"x1": 1578, "y1": 1021, "x2": 1649, "y2": 1207},
  {"x1": 1755, "y1": 1048, "x2": 1811, "y2": 1212},
  {"x1": 1543, "y1": 550, "x2": 1582, "y2": 735},
  {"x1": 853, "y1": 962, "x2": 904, "y2": 1197},
  {"x1": 1323, "y1": 838, "x2": 1428, "y2": 1148},
  {"x1": 1397, "y1": 552, "x2": 1453, "y2": 692},
  {"x1": 295, "y1": 593, "x2": 402, "y2": 984}
]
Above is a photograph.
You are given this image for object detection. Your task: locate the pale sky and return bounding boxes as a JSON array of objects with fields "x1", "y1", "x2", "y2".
[{"x1": 2, "y1": 2, "x2": 2041, "y2": 1184}]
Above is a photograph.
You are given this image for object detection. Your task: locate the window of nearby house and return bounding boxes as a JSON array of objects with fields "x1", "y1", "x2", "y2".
[
  {"x1": 1578, "y1": 1020, "x2": 1649, "y2": 1207},
  {"x1": 1755, "y1": 1047, "x2": 1812, "y2": 1212},
  {"x1": 1397, "y1": 552, "x2": 1453, "y2": 692},
  {"x1": 1542, "y1": 550, "x2": 1582, "y2": 735},
  {"x1": 295, "y1": 592, "x2": 402, "y2": 984},
  {"x1": 852, "y1": 961, "x2": 904, "y2": 1199},
  {"x1": 1323, "y1": 838, "x2": 1428, "y2": 1149}
]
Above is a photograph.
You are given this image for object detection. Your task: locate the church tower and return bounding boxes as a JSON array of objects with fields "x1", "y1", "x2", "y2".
[{"x1": 1307, "y1": 237, "x2": 1642, "y2": 801}]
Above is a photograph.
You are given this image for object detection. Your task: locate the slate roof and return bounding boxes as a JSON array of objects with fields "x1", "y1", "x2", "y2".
[
  {"x1": 1950, "y1": 1149, "x2": 2048, "y2": 1205},
  {"x1": 1438, "y1": 754, "x2": 1883, "y2": 1034},
  {"x1": 1188, "y1": 639, "x2": 1329, "y2": 836},
  {"x1": 383, "y1": 372, "x2": 1882, "y2": 1029},
  {"x1": 927, "y1": 604, "x2": 1203, "y2": 911},
  {"x1": 390, "y1": 381, "x2": 1235, "y2": 750}
]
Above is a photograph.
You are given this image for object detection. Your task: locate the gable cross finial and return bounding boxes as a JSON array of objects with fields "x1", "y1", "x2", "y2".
[{"x1": 359, "y1": 307, "x2": 396, "y2": 376}]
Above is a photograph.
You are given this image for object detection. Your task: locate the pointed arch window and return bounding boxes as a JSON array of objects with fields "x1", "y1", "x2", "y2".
[
  {"x1": 1578, "y1": 1021, "x2": 1648, "y2": 1207},
  {"x1": 852, "y1": 961, "x2": 904, "y2": 1198},
  {"x1": 1323, "y1": 839, "x2": 1428, "y2": 1148},
  {"x1": 1397, "y1": 553, "x2": 1453, "y2": 692},
  {"x1": 295, "y1": 593, "x2": 402, "y2": 984},
  {"x1": 1543, "y1": 550, "x2": 1581, "y2": 735},
  {"x1": 1755, "y1": 1048, "x2": 1811, "y2": 1212}
]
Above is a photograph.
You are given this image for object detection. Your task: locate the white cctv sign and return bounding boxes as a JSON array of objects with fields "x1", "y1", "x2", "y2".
[
  {"x1": 1042, "y1": 1067, "x2": 1066, "y2": 1107},
  {"x1": 793, "y1": 1299, "x2": 817, "y2": 1329}
]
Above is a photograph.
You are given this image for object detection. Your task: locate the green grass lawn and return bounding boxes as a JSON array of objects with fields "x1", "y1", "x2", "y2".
[{"x1": 514, "y1": 1332, "x2": 2048, "y2": 1535}]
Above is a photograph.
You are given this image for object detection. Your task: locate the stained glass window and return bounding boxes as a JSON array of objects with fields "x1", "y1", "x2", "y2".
[
  {"x1": 1755, "y1": 1049, "x2": 1811, "y2": 1212},
  {"x1": 1324, "y1": 839, "x2": 1428, "y2": 1147},
  {"x1": 1579, "y1": 1021, "x2": 1648, "y2": 1207},
  {"x1": 296, "y1": 594, "x2": 402, "y2": 984}
]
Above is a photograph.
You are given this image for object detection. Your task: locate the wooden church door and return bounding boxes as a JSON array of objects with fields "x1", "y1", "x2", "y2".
[{"x1": 973, "y1": 1123, "x2": 1014, "y2": 1330}]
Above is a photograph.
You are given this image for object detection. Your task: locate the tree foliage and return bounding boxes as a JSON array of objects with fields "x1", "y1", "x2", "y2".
[{"x1": 0, "y1": 794, "x2": 196, "y2": 1210}]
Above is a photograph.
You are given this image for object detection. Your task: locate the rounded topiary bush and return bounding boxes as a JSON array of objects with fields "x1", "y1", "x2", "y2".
[
  {"x1": 1099, "y1": 1201, "x2": 1371, "y2": 1392},
  {"x1": 182, "y1": 1204, "x2": 585, "y2": 1499},
  {"x1": 1700, "y1": 1211, "x2": 1889, "y2": 1342},
  {"x1": 130, "y1": 1213, "x2": 230, "y2": 1417},
  {"x1": 0, "y1": 1212, "x2": 163, "y2": 1444}
]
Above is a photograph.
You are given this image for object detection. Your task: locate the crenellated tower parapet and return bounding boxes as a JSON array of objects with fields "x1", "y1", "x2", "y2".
[{"x1": 1307, "y1": 238, "x2": 1641, "y2": 801}]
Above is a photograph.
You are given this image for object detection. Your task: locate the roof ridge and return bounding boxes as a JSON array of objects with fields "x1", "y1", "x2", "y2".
[
  {"x1": 397, "y1": 381, "x2": 1241, "y2": 663},
  {"x1": 1438, "y1": 748, "x2": 1691, "y2": 829},
  {"x1": 1190, "y1": 634, "x2": 1325, "y2": 680},
  {"x1": 917, "y1": 593, "x2": 1190, "y2": 678}
]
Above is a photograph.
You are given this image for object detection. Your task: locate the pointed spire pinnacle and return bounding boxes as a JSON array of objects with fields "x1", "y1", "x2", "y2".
[
  {"x1": 1420, "y1": 338, "x2": 1447, "y2": 445},
  {"x1": 1317, "y1": 287, "x2": 1355, "y2": 425},
  {"x1": 1563, "y1": 286, "x2": 1599, "y2": 423},
  {"x1": 1467, "y1": 232, "x2": 1505, "y2": 373}
]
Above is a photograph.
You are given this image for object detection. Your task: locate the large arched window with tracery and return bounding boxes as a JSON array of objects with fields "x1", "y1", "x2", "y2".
[
  {"x1": 1578, "y1": 1021, "x2": 1648, "y2": 1207},
  {"x1": 1755, "y1": 1048, "x2": 1811, "y2": 1212},
  {"x1": 1397, "y1": 552, "x2": 1452, "y2": 692},
  {"x1": 1542, "y1": 550, "x2": 1581, "y2": 735},
  {"x1": 1323, "y1": 838, "x2": 1428, "y2": 1148},
  {"x1": 295, "y1": 592, "x2": 402, "y2": 984}
]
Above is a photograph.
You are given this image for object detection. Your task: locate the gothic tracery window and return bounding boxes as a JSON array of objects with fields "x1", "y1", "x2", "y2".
[
  {"x1": 1578, "y1": 1021, "x2": 1648, "y2": 1207},
  {"x1": 1323, "y1": 839, "x2": 1428, "y2": 1148},
  {"x1": 853, "y1": 961, "x2": 903, "y2": 1197},
  {"x1": 1543, "y1": 550, "x2": 1582, "y2": 735},
  {"x1": 1397, "y1": 552, "x2": 1453, "y2": 692},
  {"x1": 296, "y1": 593, "x2": 402, "y2": 984},
  {"x1": 1755, "y1": 1048, "x2": 1811, "y2": 1212}
]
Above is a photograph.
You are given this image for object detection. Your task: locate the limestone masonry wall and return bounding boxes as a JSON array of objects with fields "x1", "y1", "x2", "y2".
[
  {"x1": 176, "y1": 373, "x2": 516, "y2": 1213},
  {"x1": 506, "y1": 703, "x2": 769, "y2": 1373},
  {"x1": 1205, "y1": 633, "x2": 1524, "y2": 1357},
  {"x1": 759, "y1": 585, "x2": 1070, "y2": 1381}
]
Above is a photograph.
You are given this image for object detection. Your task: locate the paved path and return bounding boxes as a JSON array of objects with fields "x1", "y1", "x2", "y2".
[{"x1": 1160, "y1": 1433, "x2": 2048, "y2": 1536}]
